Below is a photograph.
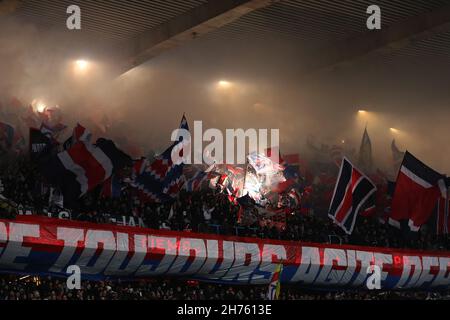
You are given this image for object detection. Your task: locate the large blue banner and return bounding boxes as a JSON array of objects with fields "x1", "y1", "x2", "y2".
[{"x1": 0, "y1": 215, "x2": 449, "y2": 289}]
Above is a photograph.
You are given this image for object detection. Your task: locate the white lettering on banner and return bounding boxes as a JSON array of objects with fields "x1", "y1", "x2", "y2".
[
  {"x1": 374, "y1": 253, "x2": 392, "y2": 284},
  {"x1": 0, "y1": 222, "x2": 7, "y2": 256},
  {"x1": 0, "y1": 219, "x2": 449, "y2": 289},
  {"x1": 256, "y1": 244, "x2": 287, "y2": 283},
  {"x1": 415, "y1": 256, "x2": 439, "y2": 288},
  {"x1": 433, "y1": 257, "x2": 450, "y2": 287},
  {"x1": 135, "y1": 236, "x2": 177, "y2": 276},
  {"x1": 197, "y1": 240, "x2": 235, "y2": 279},
  {"x1": 353, "y1": 251, "x2": 375, "y2": 286},
  {"x1": 316, "y1": 248, "x2": 347, "y2": 285},
  {"x1": 196, "y1": 239, "x2": 219, "y2": 275},
  {"x1": 291, "y1": 246, "x2": 320, "y2": 283},
  {"x1": 105, "y1": 233, "x2": 147, "y2": 276},
  {"x1": 339, "y1": 250, "x2": 355, "y2": 285},
  {"x1": 170, "y1": 238, "x2": 207, "y2": 275},
  {"x1": 0, "y1": 223, "x2": 39, "y2": 270},
  {"x1": 76, "y1": 230, "x2": 116, "y2": 274},
  {"x1": 397, "y1": 256, "x2": 422, "y2": 288},
  {"x1": 50, "y1": 227, "x2": 84, "y2": 273},
  {"x1": 224, "y1": 242, "x2": 260, "y2": 283}
]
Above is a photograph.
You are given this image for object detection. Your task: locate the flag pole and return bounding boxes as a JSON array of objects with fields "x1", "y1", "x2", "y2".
[
  {"x1": 446, "y1": 184, "x2": 449, "y2": 235},
  {"x1": 243, "y1": 155, "x2": 248, "y2": 196}
]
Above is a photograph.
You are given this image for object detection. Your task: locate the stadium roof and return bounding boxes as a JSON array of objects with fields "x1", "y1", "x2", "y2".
[{"x1": 4, "y1": 0, "x2": 450, "y2": 74}]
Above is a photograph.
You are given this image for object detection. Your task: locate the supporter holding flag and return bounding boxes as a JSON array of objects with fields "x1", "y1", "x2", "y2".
[{"x1": 328, "y1": 157, "x2": 377, "y2": 234}]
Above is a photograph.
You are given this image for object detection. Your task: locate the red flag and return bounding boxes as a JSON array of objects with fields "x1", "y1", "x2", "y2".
[{"x1": 390, "y1": 151, "x2": 446, "y2": 231}]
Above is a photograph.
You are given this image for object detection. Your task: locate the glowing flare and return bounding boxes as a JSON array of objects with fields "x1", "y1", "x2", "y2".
[
  {"x1": 76, "y1": 59, "x2": 88, "y2": 68},
  {"x1": 32, "y1": 99, "x2": 47, "y2": 113},
  {"x1": 36, "y1": 103, "x2": 46, "y2": 113},
  {"x1": 217, "y1": 80, "x2": 231, "y2": 88}
]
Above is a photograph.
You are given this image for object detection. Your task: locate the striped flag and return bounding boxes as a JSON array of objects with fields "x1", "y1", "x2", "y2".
[
  {"x1": 390, "y1": 151, "x2": 446, "y2": 231},
  {"x1": 130, "y1": 114, "x2": 189, "y2": 202},
  {"x1": 41, "y1": 138, "x2": 132, "y2": 204},
  {"x1": 266, "y1": 262, "x2": 283, "y2": 300},
  {"x1": 328, "y1": 157, "x2": 377, "y2": 234},
  {"x1": 63, "y1": 123, "x2": 92, "y2": 150}
]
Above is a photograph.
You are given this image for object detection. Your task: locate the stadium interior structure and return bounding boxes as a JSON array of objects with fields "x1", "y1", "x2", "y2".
[{"x1": 0, "y1": 0, "x2": 450, "y2": 301}]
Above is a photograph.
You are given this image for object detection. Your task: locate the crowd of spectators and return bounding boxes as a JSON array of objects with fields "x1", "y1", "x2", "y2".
[
  {"x1": 0, "y1": 154, "x2": 449, "y2": 252},
  {"x1": 0, "y1": 145, "x2": 449, "y2": 301},
  {"x1": 1, "y1": 274, "x2": 449, "y2": 300}
]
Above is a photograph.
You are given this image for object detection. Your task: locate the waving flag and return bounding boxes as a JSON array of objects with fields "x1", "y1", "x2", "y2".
[
  {"x1": 41, "y1": 138, "x2": 132, "y2": 204},
  {"x1": 131, "y1": 115, "x2": 189, "y2": 202},
  {"x1": 328, "y1": 157, "x2": 377, "y2": 234},
  {"x1": 29, "y1": 127, "x2": 55, "y2": 160},
  {"x1": 248, "y1": 152, "x2": 283, "y2": 174},
  {"x1": 358, "y1": 127, "x2": 373, "y2": 172},
  {"x1": 266, "y1": 262, "x2": 283, "y2": 300},
  {"x1": 63, "y1": 123, "x2": 92, "y2": 150},
  {"x1": 390, "y1": 151, "x2": 446, "y2": 231}
]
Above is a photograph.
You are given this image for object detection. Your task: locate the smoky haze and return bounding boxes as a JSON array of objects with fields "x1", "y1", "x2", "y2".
[{"x1": 1, "y1": 17, "x2": 449, "y2": 174}]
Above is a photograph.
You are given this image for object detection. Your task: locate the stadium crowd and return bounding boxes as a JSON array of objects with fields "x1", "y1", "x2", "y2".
[
  {"x1": 0, "y1": 275, "x2": 449, "y2": 300},
  {"x1": 0, "y1": 154, "x2": 449, "y2": 252},
  {"x1": 0, "y1": 122, "x2": 449, "y2": 302}
]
